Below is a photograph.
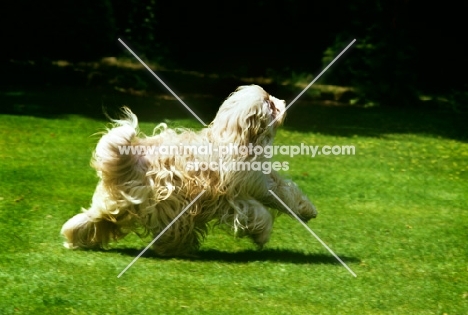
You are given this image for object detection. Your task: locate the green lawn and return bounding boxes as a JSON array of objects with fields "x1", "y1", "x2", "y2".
[{"x1": 0, "y1": 100, "x2": 467, "y2": 314}]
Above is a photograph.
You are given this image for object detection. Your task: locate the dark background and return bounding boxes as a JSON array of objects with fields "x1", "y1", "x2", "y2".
[{"x1": 2, "y1": 0, "x2": 467, "y2": 113}]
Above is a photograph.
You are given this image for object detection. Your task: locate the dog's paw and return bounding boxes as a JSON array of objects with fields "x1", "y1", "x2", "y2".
[{"x1": 296, "y1": 197, "x2": 318, "y2": 222}]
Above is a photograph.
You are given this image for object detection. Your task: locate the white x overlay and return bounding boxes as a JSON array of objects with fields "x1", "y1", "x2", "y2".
[{"x1": 117, "y1": 38, "x2": 357, "y2": 277}]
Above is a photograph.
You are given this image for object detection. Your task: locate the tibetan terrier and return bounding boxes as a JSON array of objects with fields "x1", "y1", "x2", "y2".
[{"x1": 61, "y1": 85, "x2": 317, "y2": 256}]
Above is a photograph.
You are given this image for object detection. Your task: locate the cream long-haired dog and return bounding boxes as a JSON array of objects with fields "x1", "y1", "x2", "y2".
[{"x1": 61, "y1": 85, "x2": 317, "y2": 256}]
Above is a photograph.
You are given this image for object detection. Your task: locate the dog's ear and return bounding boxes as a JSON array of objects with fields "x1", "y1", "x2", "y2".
[
  {"x1": 210, "y1": 105, "x2": 273, "y2": 148},
  {"x1": 209, "y1": 105, "x2": 260, "y2": 146},
  {"x1": 209, "y1": 85, "x2": 283, "y2": 147},
  {"x1": 265, "y1": 96, "x2": 286, "y2": 127}
]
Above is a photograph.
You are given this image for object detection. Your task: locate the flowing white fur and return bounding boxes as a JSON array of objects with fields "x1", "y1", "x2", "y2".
[{"x1": 61, "y1": 85, "x2": 318, "y2": 256}]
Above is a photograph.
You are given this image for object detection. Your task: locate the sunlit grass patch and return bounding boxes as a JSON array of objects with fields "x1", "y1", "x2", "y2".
[{"x1": 0, "y1": 110, "x2": 467, "y2": 314}]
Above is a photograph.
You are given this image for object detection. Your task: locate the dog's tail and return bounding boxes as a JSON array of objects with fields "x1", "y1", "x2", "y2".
[
  {"x1": 61, "y1": 108, "x2": 149, "y2": 250},
  {"x1": 61, "y1": 212, "x2": 124, "y2": 249},
  {"x1": 93, "y1": 107, "x2": 148, "y2": 189}
]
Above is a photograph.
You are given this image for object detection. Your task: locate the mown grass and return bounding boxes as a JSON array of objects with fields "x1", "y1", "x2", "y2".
[{"x1": 0, "y1": 101, "x2": 467, "y2": 314}]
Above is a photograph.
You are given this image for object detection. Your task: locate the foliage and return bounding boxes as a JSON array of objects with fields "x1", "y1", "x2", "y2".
[
  {"x1": 111, "y1": 0, "x2": 169, "y2": 64},
  {"x1": 3, "y1": 0, "x2": 467, "y2": 110},
  {"x1": 318, "y1": 1, "x2": 418, "y2": 107},
  {"x1": 4, "y1": 0, "x2": 117, "y2": 61}
]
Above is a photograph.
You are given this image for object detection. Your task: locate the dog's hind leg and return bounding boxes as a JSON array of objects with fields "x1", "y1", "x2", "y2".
[
  {"x1": 228, "y1": 199, "x2": 274, "y2": 248},
  {"x1": 143, "y1": 200, "x2": 206, "y2": 257}
]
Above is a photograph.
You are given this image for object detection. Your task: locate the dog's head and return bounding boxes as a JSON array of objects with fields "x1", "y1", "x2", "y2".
[{"x1": 209, "y1": 85, "x2": 286, "y2": 146}]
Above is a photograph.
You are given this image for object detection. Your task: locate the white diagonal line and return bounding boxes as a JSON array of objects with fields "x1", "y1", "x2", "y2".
[
  {"x1": 117, "y1": 189, "x2": 206, "y2": 278},
  {"x1": 268, "y1": 39, "x2": 356, "y2": 127},
  {"x1": 268, "y1": 190, "x2": 357, "y2": 277},
  {"x1": 118, "y1": 38, "x2": 207, "y2": 126}
]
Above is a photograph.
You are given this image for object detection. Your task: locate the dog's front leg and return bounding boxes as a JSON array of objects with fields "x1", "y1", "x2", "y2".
[{"x1": 264, "y1": 171, "x2": 318, "y2": 222}]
